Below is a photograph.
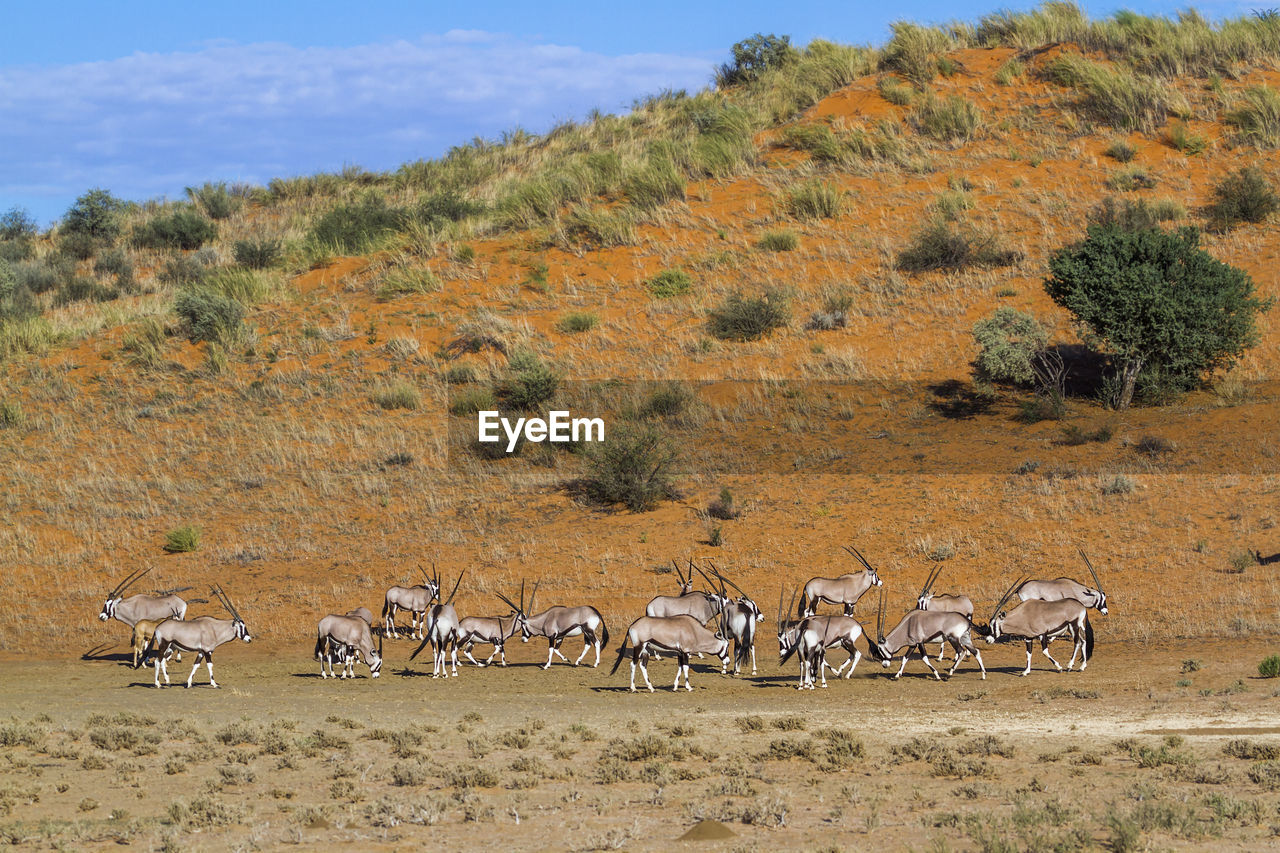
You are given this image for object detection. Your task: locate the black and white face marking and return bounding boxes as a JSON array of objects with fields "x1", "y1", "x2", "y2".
[
  {"x1": 234, "y1": 620, "x2": 252, "y2": 642},
  {"x1": 99, "y1": 598, "x2": 118, "y2": 621},
  {"x1": 1095, "y1": 590, "x2": 1108, "y2": 615}
]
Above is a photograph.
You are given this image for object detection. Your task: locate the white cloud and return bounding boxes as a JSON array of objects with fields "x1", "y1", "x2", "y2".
[{"x1": 0, "y1": 34, "x2": 713, "y2": 222}]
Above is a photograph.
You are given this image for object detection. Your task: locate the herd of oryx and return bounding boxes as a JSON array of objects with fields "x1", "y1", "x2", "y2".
[{"x1": 96, "y1": 546, "x2": 1109, "y2": 693}]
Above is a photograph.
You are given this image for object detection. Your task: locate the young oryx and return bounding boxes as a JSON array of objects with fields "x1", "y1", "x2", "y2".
[
  {"x1": 409, "y1": 569, "x2": 464, "y2": 677},
  {"x1": 868, "y1": 589, "x2": 986, "y2": 680},
  {"x1": 916, "y1": 565, "x2": 974, "y2": 661},
  {"x1": 709, "y1": 567, "x2": 765, "y2": 675},
  {"x1": 645, "y1": 561, "x2": 728, "y2": 625},
  {"x1": 151, "y1": 586, "x2": 252, "y2": 688},
  {"x1": 610, "y1": 614, "x2": 730, "y2": 692},
  {"x1": 381, "y1": 567, "x2": 440, "y2": 640},
  {"x1": 798, "y1": 545, "x2": 883, "y2": 618},
  {"x1": 519, "y1": 581, "x2": 610, "y2": 669},
  {"x1": 129, "y1": 618, "x2": 163, "y2": 669},
  {"x1": 779, "y1": 613, "x2": 868, "y2": 689},
  {"x1": 776, "y1": 588, "x2": 850, "y2": 683},
  {"x1": 456, "y1": 584, "x2": 527, "y2": 667},
  {"x1": 314, "y1": 610, "x2": 383, "y2": 679},
  {"x1": 1016, "y1": 549, "x2": 1109, "y2": 615},
  {"x1": 986, "y1": 576, "x2": 1094, "y2": 676}
]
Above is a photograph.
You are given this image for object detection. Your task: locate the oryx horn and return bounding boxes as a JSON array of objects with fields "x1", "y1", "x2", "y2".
[
  {"x1": 672, "y1": 559, "x2": 686, "y2": 588},
  {"x1": 919, "y1": 565, "x2": 942, "y2": 600},
  {"x1": 445, "y1": 569, "x2": 465, "y2": 605},
  {"x1": 1078, "y1": 548, "x2": 1104, "y2": 595},
  {"x1": 527, "y1": 580, "x2": 540, "y2": 614},
  {"x1": 708, "y1": 562, "x2": 746, "y2": 596},
  {"x1": 875, "y1": 586, "x2": 886, "y2": 643},
  {"x1": 155, "y1": 585, "x2": 193, "y2": 597},
  {"x1": 988, "y1": 575, "x2": 1027, "y2": 625},
  {"x1": 109, "y1": 567, "x2": 151, "y2": 598},
  {"x1": 776, "y1": 586, "x2": 785, "y2": 629},
  {"x1": 843, "y1": 544, "x2": 876, "y2": 573}
]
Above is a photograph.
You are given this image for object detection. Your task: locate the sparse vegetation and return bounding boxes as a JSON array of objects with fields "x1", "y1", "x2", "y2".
[
  {"x1": 707, "y1": 288, "x2": 790, "y2": 341},
  {"x1": 646, "y1": 268, "x2": 693, "y2": 298},
  {"x1": 163, "y1": 525, "x2": 201, "y2": 553},
  {"x1": 1205, "y1": 166, "x2": 1278, "y2": 230},
  {"x1": 580, "y1": 424, "x2": 679, "y2": 511},
  {"x1": 896, "y1": 220, "x2": 1021, "y2": 272},
  {"x1": 756, "y1": 229, "x2": 799, "y2": 252}
]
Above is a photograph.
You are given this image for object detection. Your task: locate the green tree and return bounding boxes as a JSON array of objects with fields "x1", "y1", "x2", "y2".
[
  {"x1": 1045, "y1": 226, "x2": 1270, "y2": 409},
  {"x1": 716, "y1": 34, "x2": 797, "y2": 87},
  {"x1": 62, "y1": 188, "x2": 126, "y2": 242}
]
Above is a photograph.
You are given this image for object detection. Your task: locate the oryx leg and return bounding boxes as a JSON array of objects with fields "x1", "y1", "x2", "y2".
[
  {"x1": 893, "y1": 652, "x2": 911, "y2": 679},
  {"x1": 918, "y1": 646, "x2": 943, "y2": 680},
  {"x1": 1021, "y1": 640, "x2": 1033, "y2": 676},
  {"x1": 545, "y1": 639, "x2": 570, "y2": 668},
  {"x1": 749, "y1": 644, "x2": 757, "y2": 676},
  {"x1": 386, "y1": 606, "x2": 398, "y2": 639},
  {"x1": 817, "y1": 649, "x2": 829, "y2": 688},
  {"x1": 462, "y1": 643, "x2": 484, "y2": 667},
  {"x1": 574, "y1": 635, "x2": 592, "y2": 666},
  {"x1": 639, "y1": 653, "x2": 655, "y2": 692},
  {"x1": 843, "y1": 645, "x2": 862, "y2": 678},
  {"x1": 1066, "y1": 627, "x2": 1086, "y2": 671},
  {"x1": 937, "y1": 639, "x2": 947, "y2": 661},
  {"x1": 1040, "y1": 638, "x2": 1064, "y2": 672},
  {"x1": 449, "y1": 641, "x2": 458, "y2": 676},
  {"x1": 154, "y1": 645, "x2": 171, "y2": 687}
]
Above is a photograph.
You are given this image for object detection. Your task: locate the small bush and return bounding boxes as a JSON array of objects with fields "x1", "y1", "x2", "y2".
[
  {"x1": 174, "y1": 287, "x2": 244, "y2": 345},
  {"x1": 0, "y1": 401, "x2": 25, "y2": 428},
  {"x1": 133, "y1": 209, "x2": 218, "y2": 250},
  {"x1": 556, "y1": 312, "x2": 599, "y2": 334},
  {"x1": 637, "y1": 381, "x2": 695, "y2": 420},
  {"x1": 1101, "y1": 474, "x2": 1136, "y2": 495},
  {"x1": 708, "y1": 487, "x2": 741, "y2": 520},
  {"x1": 896, "y1": 221, "x2": 1021, "y2": 272},
  {"x1": 159, "y1": 252, "x2": 215, "y2": 287},
  {"x1": 1205, "y1": 166, "x2": 1278, "y2": 230},
  {"x1": 0, "y1": 207, "x2": 37, "y2": 242},
  {"x1": 880, "y1": 22, "x2": 951, "y2": 86},
  {"x1": 201, "y1": 268, "x2": 275, "y2": 305},
  {"x1": 912, "y1": 94, "x2": 982, "y2": 142},
  {"x1": 580, "y1": 424, "x2": 680, "y2": 512},
  {"x1": 994, "y1": 59, "x2": 1024, "y2": 86},
  {"x1": 716, "y1": 33, "x2": 797, "y2": 86},
  {"x1": 1260, "y1": 655, "x2": 1280, "y2": 678},
  {"x1": 449, "y1": 387, "x2": 496, "y2": 416},
  {"x1": 1088, "y1": 196, "x2": 1184, "y2": 231},
  {"x1": 1104, "y1": 138, "x2": 1137, "y2": 162},
  {"x1": 708, "y1": 288, "x2": 790, "y2": 341},
  {"x1": 60, "y1": 231, "x2": 99, "y2": 260},
  {"x1": 756, "y1": 229, "x2": 799, "y2": 252},
  {"x1": 780, "y1": 180, "x2": 845, "y2": 220},
  {"x1": 1168, "y1": 122, "x2": 1208, "y2": 155},
  {"x1": 972, "y1": 307, "x2": 1049, "y2": 387},
  {"x1": 377, "y1": 268, "x2": 442, "y2": 300},
  {"x1": 646, "y1": 268, "x2": 692, "y2": 298},
  {"x1": 1226, "y1": 86, "x2": 1280, "y2": 148},
  {"x1": 496, "y1": 351, "x2": 560, "y2": 411},
  {"x1": 1106, "y1": 168, "x2": 1158, "y2": 191},
  {"x1": 371, "y1": 381, "x2": 419, "y2": 411},
  {"x1": 186, "y1": 183, "x2": 239, "y2": 220},
  {"x1": 560, "y1": 205, "x2": 637, "y2": 249},
  {"x1": 63, "y1": 188, "x2": 126, "y2": 242},
  {"x1": 878, "y1": 76, "x2": 915, "y2": 105},
  {"x1": 624, "y1": 159, "x2": 685, "y2": 209},
  {"x1": 164, "y1": 525, "x2": 201, "y2": 553},
  {"x1": 233, "y1": 238, "x2": 281, "y2": 269},
  {"x1": 310, "y1": 193, "x2": 405, "y2": 254}
]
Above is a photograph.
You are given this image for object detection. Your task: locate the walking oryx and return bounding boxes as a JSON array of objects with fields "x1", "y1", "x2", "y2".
[
  {"x1": 314, "y1": 611, "x2": 382, "y2": 679},
  {"x1": 986, "y1": 576, "x2": 1094, "y2": 675},
  {"x1": 798, "y1": 546, "x2": 883, "y2": 617},
  {"x1": 779, "y1": 614, "x2": 868, "y2": 689},
  {"x1": 520, "y1": 582, "x2": 610, "y2": 669},
  {"x1": 129, "y1": 619, "x2": 162, "y2": 669},
  {"x1": 151, "y1": 586, "x2": 252, "y2": 688},
  {"x1": 710, "y1": 567, "x2": 764, "y2": 675},
  {"x1": 916, "y1": 565, "x2": 974, "y2": 661},
  {"x1": 410, "y1": 569, "x2": 465, "y2": 677},
  {"x1": 1016, "y1": 549, "x2": 1109, "y2": 615},
  {"x1": 868, "y1": 589, "x2": 986, "y2": 680},
  {"x1": 610, "y1": 614, "x2": 730, "y2": 692},
  {"x1": 456, "y1": 584, "x2": 527, "y2": 667},
  {"x1": 645, "y1": 561, "x2": 728, "y2": 624},
  {"x1": 381, "y1": 568, "x2": 439, "y2": 640},
  {"x1": 776, "y1": 588, "x2": 849, "y2": 683}
]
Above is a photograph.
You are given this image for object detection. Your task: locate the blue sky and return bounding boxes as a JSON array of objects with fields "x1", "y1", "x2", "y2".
[{"x1": 0, "y1": 1, "x2": 1258, "y2": 225}]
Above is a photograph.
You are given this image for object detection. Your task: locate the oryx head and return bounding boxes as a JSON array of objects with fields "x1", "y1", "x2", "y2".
[
  {"x1": 916, "y1": 564, "x2": 943, "y2": 611},
  {"x1": 709, "y1": 564, "x2": 762, "y2": 622},
  {"x1": 673, "y1": 559, "x2": 694, "y2": 595},
  {"x1": 984, "y1": 575, "x2": 1026, "y2": 644},
  {"x1": 419, "y1": 563, "x2": 441, "y2": 602},
  {"x1": 872, "y1": 586, "x2": 892, "y2": 666},
  {"x1": 1079, "y1": 549, "x2": 1109, "y2": 615},
  {"x1": 519, "y1": 581, "x2": 540, "y2": 642},
  {"x1": 369, "y1": 631, "x2": 383, "y2": 678},
  {"x1": 213, "y1": 585, "x2": 252, "y2": 643},
  {"x1": 497, "y1": 581, "x2": 530, "y2": 640},
  {"x1": 843, "y1": 545, "x2": 883, "y2": 588},
  {"x1": 99, "y1": 567, "x2": 151, "y2": 620},
  {"x1": 776, "y1": 587, "x2": 798, "y2": 655}
]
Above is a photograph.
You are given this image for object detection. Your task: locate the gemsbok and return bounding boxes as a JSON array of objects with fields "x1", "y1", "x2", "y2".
[
  {"x1": 456, "y1": 584, "x2": 527, "y2": 667},
  {"x1": 519, "y1": 582, "x2": 610, "y2": 669},
  {"x1": 610, "y1": 614, "x2": 730, "y2": 692},
  {"x1": 129, "y1": 618, "x2": 162, "y2": 669},
  {"x1": 645, "y1": 561, "x2": 728, "y2": 624},
  {"x1": 986, "y1": 576, "x2": 1094, "y2": 675},
  {"x1": 915, "y1": 565, "x2": 974, "y2": 661},
  {"x1": 868, "y1": 589, "x2": 986, "y2": 680},
  {"x1": 151, "y1": 586, "x2": 252, "y2": 688},
  {"x1": 1016, "y1": 549, "x2": 1109, "y2": 615},
  {"x1": 779, "y1": 613, "x2": 868, "y2": 689},
  {"x1": 798, "y1": 546, "x2": 883, "y2": 617},
  {"x1": 409, "y1": 569, "x2": 465, "y2": 677},
  {"x1": 776, "y1": 588, "x2": 849, "y2": 683},
  {"x1": 710, "y1": 567, "x2": 764, "y2": 675},
  {"x1": 99, "y1": 569, "x2": 189, "y2": 651},
  {"x1": 314, "y1": 611, "x2": 383, "y2": 679},
  {"x1": 381, "y1": 567, "x2": 440, "y2": 640}
]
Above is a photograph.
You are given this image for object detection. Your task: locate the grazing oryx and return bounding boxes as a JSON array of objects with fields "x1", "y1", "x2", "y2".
[
  {"x1": 645, "y1": 561, "x2": 728, "y2": 625},
  {"x1": 610, "y1": 614, "x2": 730, "y2": 692},
  {"x1": 410, "y1": 569, "x2": 465, "y2": 677},
  {"x1": 456, "y1": 584, "x2": 527, "y2": 667},
  {"x1": 776, "y1": 588, "x2": 849, "y2": 683},
  {"x1": 868, "y1": 588, "x2": 986, "y2": 680},
  {"x1": 779, "y1": 613, "x2": 868, "y2": 689},
  {"x1": 916, "y1": 565, "x2": 974, "y2": 661},
  {"x1": 1016, "y1": 549, "x2": 1109, "y2": 615},
  {"x1": 986, "y1": 576, "x2": 1094, "y2": 676},
  {"x1": 520, "y1": 582, "x2": 610, "y2": 669},
  {"x1": 381, "y1": 567, "x2": 439, "y2": 640},
  {"x1": 798, "y1": 546, "x2": 883, "y2": 617},
  {"x1": 314, "y1": 611, "x2": 382, "y2": 679},
  {"x1": 710, "y1": 567, "x2": 764, "y2": 675},
  {"x1": 152, "y1": 586, "x2": 252, "y2": 688}
]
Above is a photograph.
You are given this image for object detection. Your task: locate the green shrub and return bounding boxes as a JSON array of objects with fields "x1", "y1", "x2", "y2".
[
  {"x1": 310, "y1": 193, "x2": 405, "y2": 254},
  {"x1": 1205, "y1": 166, "x2": 1278, "y2": 230},
  {"x1": 55, "y1": 276, "x2": 116, "y2": 306},
  {"x1": 185, "y1": 182, "x2": 239, "y2": 220},
  {"x1": 0, "y1": 207, "x2": 37, "y2": 242},
  {"x1": 1106, "y1": 168, "x2": 1157, "y2": 191},
  {"x1": 560, "y1": 205, "x2": 637, "y2": 249},
  {"x1": 201, "y1": 268, "x2": 275, "y2": 305},
  {"x1": 896, "y1": 221, "x2": 1022, "y2": 272},
  {"x1": 1168, "y1": 122, "x2": 1208, "y2": 155},
  {"x1": 1088, "y1": 196, "x2": 1184, "y2": 231},
  {"x1": 376, "y1": 268, "x2": 442, "y2": 300},
  {"x1": 1260, "y1": 655, "x2": 1280, "y2": 678},
  {"x1": 756, "y1": 229, "x2": 799, "y2": 252},
  {"x1": 581, "y1": 424, "x2": 680, "y2": 511},
  {"x1": 994, "y1": 59, "x2": 1025, "y2": 86},
  {"x1": 972, "y1": 308, "x2": 1050, "y2": 388},
  {"x1": 912, "y1": 94, "x2": 982, "y2": 142},
  {"x1": 880, "y1": 22, "x2": 952, "y2": 86},
  {"x1": 449, "y1": 387, "x2": 496, "y2": 416},
  {"x1": 556, "y1": 311, "x2": 599, "y2": 333},
  {"x1": 781, "y1": 180, "x2": 845, "y2": 220},
  {"x1": 708, "y1": 288, "x2": 790, "y2": 341},
  {"x1": 164, "y1": 525, "x2": 201, "y2": 553},
  {"x1": 1046, "y1": 225, "x2": 1272, "y2": 409},
  {"x1": 13, "y1": 258, "x2": 67, "y2": 294},
  {"x1": 174, "y1": 287, "x2": 245, "y2": 345},
  {"x1": 159, "y1": 252, "x2": 215, "y2": 287},
  {"x1": 624, "y1": 159, "x2": 685, "y2": 209},
  {"x1": 414, "y1": 191, "x2": 486, "y2": 229},
  {"x1": 233, "y1": 238, "x2": 281, "y2": 269},
  {"x1": 133, "y1": 209, "x2": 218, "y2": 250},
  {"x1": 646, "y1": 268, "x2": 692, "y2": 298},
  {"x1": 59, "y1": 231, "x2": 98, "y2": 260},
  {"x1": 371, "y1": 381, "x2": 420, "y2": 411},
  {"x1": 878, "y1": 76, "x2": 914, "y2": 105},
  {"x1": 0, "y1": 400, "x2": 24, "y2": 428},
  {"x1": 496, "y1": 352, "x2": 560, "y2": 410},
  {"x1": 716, "y1": 33, "x2": 797, "y2": 86},
  {"x1": 1104, "y1": 138, "x2": 1137, "y2": 162},
  {"x1": 62, "y1": 188, "x2": 125, "y2": 242},
  {"x1": 1226, "y1": 86, "x2": 1280, "y2": 147},
  {"x1": 1046, "y1": 55, "x2": 1174, "y2": 132},
  {"x1": 637, "y1": 382, "x2": 696, "y2": 419}
]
